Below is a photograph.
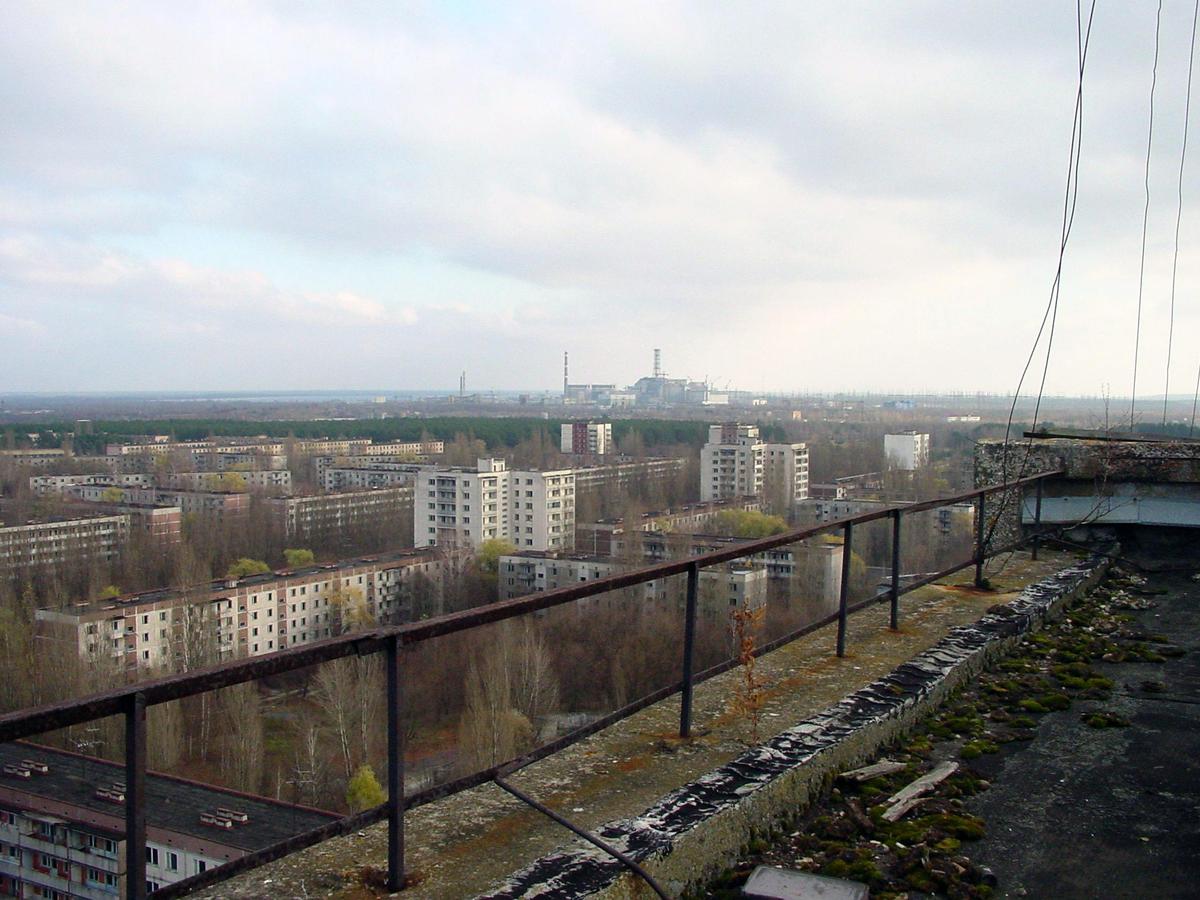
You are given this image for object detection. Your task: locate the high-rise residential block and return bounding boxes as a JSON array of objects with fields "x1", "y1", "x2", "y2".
[
  {"x1": 884, "y1": 432, "x2": 931, "y2": 470},
  {"x1": 560, "y1": 421, "x2": 612, "y2": 455},
  {"x1": 700, "y1": 424, "x2": 808, "y2": 509}
]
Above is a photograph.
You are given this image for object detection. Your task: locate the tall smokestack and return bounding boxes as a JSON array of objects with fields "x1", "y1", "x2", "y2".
[
  {"x1": 460, "y1": 371, "x2": 465, "y2": 397},
  {"x1": 564, "y1": 351, "x2": 569, "y2": 399},
  {"x1": 653, "y1": 348, "x2": 662, "y2": 379}
]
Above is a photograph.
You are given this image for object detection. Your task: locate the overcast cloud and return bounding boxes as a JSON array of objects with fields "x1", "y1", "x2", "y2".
[{"x1": 0, "y1": 1, "x2": 1197, "y2": 396}]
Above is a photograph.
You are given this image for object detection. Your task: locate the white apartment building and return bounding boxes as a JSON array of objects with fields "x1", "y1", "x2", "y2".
[
  {"x1": 700, "y1": 424, "x2": 809, "y2": 508},
  {"x1": 36, "y1": 547, "x2": 458, "y2": 672},
  {"x1": 705, "y1": 566, "x2": 768, "y2": 617},
  {"x1": 29, "y1": 473, "x2": 154, "y2": 497},
  {"x1": 764, "y1": 442, "x2": 810, "y2": 507},
  {"x1": 415, "y1": 459, "x2": 575, "y2": 552},
  {"x1": 69, "y1": 485, "x2": 249, "y2": 519},
  {"x1": 0, "y1": 743, "x2": 336, "y2": 899},
  {"x1": 0, "y1": 449, "x2": 68, "y2": 469},
  {"x1": 269, "y1": 486, "x2": 414, "y2": 540},
  {"x1": 510, "y1": 467, "x2": 576, "y2": 551},
  {"x1": 163, "y1": 470, "x2": 292, "y2": 493},
  {"x1": 0, "y1": 515, "x2": 128, "y2": 579},
  {"x1": 560, "y1": 421, "x2": 613, "y2": 455},
  {"x1": 884, "y1": 432, "x2": 931, "y2": 470},
  {"x1": 572, "y1": 458, "x2": 687, "y2": 497},
  {"x1": 362, "y1": 440, "x2": 444, "y2": 456},
  {"x1": 497, "y1": 552, "x2": 766, "y2": 618},
  {"x1": 291, "y1": 439, "x2": 372, "y2": 456},
  {"x1": 321, "y1": 465, "x2": 420, "y2": 492}
]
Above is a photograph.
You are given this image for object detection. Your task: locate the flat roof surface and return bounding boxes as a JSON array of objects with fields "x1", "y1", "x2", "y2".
[{"x1": 0, "y1": 743, "x2": 336, "y2": 851}]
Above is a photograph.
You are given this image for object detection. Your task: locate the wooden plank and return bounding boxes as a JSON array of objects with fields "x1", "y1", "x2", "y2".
[
  {"x1": 838, "y1": 759, "x2": 907, "y2": 782},
  {"x1": 880, "y1": 760, "x2": 959, "y2": 822},
  {"x1": 881, "y1": 796, "x2": 928, "y2": 823}
]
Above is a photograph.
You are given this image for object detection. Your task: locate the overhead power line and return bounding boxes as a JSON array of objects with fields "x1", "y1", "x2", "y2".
[
  {"x1": 990, "y1": 0, "x2": 1096, "y2": 557},
  {"x1": 999, "y1": 0, "x2": 1096, "y2": 477},
  {"x1": 1165, "y1": 0, "x2": 1199, "y2": 427},
  {"x1": 1131, "y1": 0, "x2": 1164, "y2": 429}
]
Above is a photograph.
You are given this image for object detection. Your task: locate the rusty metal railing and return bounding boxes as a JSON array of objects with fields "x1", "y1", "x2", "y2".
[{"x1": 0, "y1": 469, "x2": 1060, "y2": 899}]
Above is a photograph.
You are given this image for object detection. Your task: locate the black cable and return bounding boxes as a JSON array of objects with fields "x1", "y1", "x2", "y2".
[
  {"x1": 993, "y1": 0, "x2": 1095, "y2": 540},
  {"x1": 1164, "y1": 1, "x2": 1198, "y2": 427},
  {"x1": 1132, "y1": 0, "x2": 1164, "y2": 429},
  {"x1": 1192, "y1": 361, "x2": 1200, "y2": 435}
]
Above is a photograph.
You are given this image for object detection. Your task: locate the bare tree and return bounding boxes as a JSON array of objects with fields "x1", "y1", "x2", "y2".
[
  {"x1": 456, "y1": 621, "x2": 558, "y2": 772},
  {"x1": 216, "y1": 683, "x2": 264, "y2": 793}
]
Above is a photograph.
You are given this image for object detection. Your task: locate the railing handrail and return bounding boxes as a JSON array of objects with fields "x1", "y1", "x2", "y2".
[
  {"x1": 0, "y1": 468, "x2": 1062, "y2": 745},
  {"x1": 0, "y1": 467, "x2": 1064, "y2": 900}
]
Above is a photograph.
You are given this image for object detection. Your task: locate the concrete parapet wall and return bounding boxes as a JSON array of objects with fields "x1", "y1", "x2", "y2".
[
  {"x1": 484, "y1": 553, "x2": 1110, "y2": 899},
  {"x1": 975, "y1": 438, "x2": 1200, "y2": 542}
]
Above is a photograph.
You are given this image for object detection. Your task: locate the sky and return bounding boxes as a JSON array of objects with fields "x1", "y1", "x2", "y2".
[{"x1": 2, "y1": 1, "x2": 1199, "y2": 396}]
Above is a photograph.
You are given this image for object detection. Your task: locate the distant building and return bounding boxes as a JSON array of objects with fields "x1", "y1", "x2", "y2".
[
  {"x1": 414, "y1": 459, "x2": 575, "y2": 552},
  {"x1": 321, "y1": 466, "x2": 419, "y2": 492},
  {"x1": 36, "y1": 547, "x2": 459, "y2": 671},
  {"x1": 289, "y1": 439, "x2": 373, "y2": 456},
  {"x1": 575, "y1": 497, "x2": 761, "y2": 556},
  {"x1": 700, "y1": 424, "x2": 809, "y2": 508},
  {"x1": 560, "y1": 421, "x2": 612, "y2": 455},
  {"x1": 30, "y1": 473, "x2": 154, "y2": 497},
  {"x1": 163, "y1": 471, "x2": 292, "y2": 494},
  {"x1": 572, "y1": 458, "x2": 687, "y2": 499},
  {"x1": 269, "y1": 486, "x2": 414, "y2": 542},
  {"x1": 0, "y1": 449, "x2": 68, "y2": 470},
  {"x1": 884, "y1": 432, "x2": 930, "y2": 470},
  {"x1": 69, "y1": 485, "x2": 249, "y2": 520},
  {"x1": 0, "y1": 741, "x2": 337, "y2": 898},
  {"x1": 361, "y1": 440, "x2": 444, "y2": 456},
  {"x1": 497, "y1": 551, "x2": 767, "y2": 619},
  {"x1": 808, "y1": 483, "x2": 848, "y2": 501},
  {"x1": 0, "y1": 514, "x2": 128, "y2": 580},
  {"x1": 798, "y1": 497, "x2": 891, "y2": 524}
]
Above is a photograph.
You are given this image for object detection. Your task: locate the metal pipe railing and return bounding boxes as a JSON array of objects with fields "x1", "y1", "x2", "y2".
[{"x1": 0, "y1": 468, "x2": 1062, "y2": 899}]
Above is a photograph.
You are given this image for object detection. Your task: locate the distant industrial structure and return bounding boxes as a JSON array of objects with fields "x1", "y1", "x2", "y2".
[{"x1": 562, "y1": 348, "x2": 732, "y2": 409}]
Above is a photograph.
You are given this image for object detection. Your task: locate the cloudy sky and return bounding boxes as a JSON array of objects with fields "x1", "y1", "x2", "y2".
[{"x1": 1, "y1": 1, "x2": 1198, "y2": 396}]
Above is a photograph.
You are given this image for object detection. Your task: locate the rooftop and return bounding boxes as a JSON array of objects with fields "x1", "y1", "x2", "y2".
[{"x1": 0, "y1": 743, "x2": 336, "y2": 852}]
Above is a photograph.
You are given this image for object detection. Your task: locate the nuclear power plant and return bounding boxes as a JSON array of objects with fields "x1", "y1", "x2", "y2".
[{"x1": 561, "y1": 348, "x2": 731, "y2": 408}]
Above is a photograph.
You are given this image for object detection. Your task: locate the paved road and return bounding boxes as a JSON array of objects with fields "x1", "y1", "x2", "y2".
[{"x1": 965, "y1": 557, "x2": 1200, "y2": 899}]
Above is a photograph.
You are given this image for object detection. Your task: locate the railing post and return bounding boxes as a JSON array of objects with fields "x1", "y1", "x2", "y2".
[
  {"x1": 890, "y1": 510, "x2": 901, "y2": 630},
  {"x1": 1031, "y1": 478, "x2": 1044, "y2": 561},
  {"x1": 124, "y1": 692, "x2": 146, "y2": 900},
  {"x1": 387, "y1": 635, "x2": 406, "y2": 892},
  {"x1": 679, "y1": 562, "x2": 699, "y2": 738},
  {"x1": 837, "y1": 523, "x2": 853, "y2": 658},
  {"x1": 975, "y1": 492, "x2": 987, "y2": 588}
]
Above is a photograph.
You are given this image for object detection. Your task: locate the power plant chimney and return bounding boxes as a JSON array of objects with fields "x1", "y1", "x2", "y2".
[
  {"x1": 653, "y1": 348, "x2": 662, "y2": 379},
  {"x1": 563, "y1": 351, "x2": 569, "y2": 400},
  {"x1": 459, "y1": 371, "x2": 465, "y2": 397}
]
